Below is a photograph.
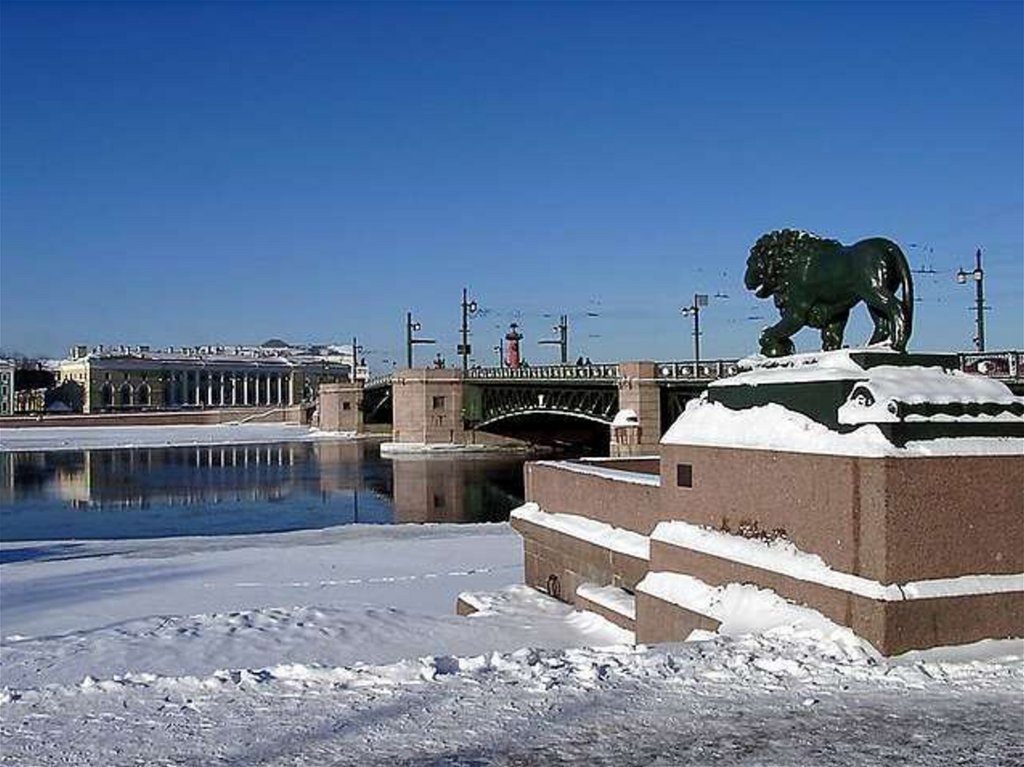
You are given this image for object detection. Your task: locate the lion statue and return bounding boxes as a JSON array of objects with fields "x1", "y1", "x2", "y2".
[{"x1": 744, "y1": 229, "x2": 914, "y2": 357}]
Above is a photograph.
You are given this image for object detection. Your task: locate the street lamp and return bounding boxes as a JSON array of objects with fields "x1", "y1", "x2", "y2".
[
  {"x1": 955, "y1": 248, "x2": 986, "y2": 352},
  {"x1": 538, "y1": 314, "x2": 569, "y2": 364},
  {"x1": 350, "y1": 336, "x2": 363, "y2": 382},
  {"x1": 405, "y1": 312, "x2": 436, "y2": 368},
  {"x1": 680, "y1": 294, "x2": 709, "y2": 363},
  {"x1": 459, "y1": 287, "x2": 479, "y2": 371}
]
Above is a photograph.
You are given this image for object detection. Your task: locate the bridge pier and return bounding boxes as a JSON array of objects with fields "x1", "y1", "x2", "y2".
[
  {"x1": 317, "y1": 382, "x2": 364, "y2": 433},
  {"x1": 612, "y1": 361, "x2": 662, "y2": 457},
  {"x1": 392, "y1": 368, "x2": 467, "y2": 445}
]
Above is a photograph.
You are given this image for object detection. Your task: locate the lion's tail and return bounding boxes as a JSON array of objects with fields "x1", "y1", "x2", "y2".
[{"x1": 889, "y1": 241, "x2": 914, "y2": 348}]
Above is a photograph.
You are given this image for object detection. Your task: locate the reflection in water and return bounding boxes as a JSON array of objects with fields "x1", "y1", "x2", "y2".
[
  {"x1": 390, "y1": 456, "x2": 524, "y2": 524},
  {"x1": 0, "y1": 442, "x2": 526, "y2": 541}
]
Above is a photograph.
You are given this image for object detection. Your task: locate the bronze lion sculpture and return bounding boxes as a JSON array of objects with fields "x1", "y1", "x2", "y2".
[{"x1": 744, "y1": 229, "x2": 914, "y2": 357}]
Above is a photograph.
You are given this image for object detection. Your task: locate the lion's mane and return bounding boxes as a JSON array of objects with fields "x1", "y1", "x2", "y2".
[{"x1": 748, "y1": 229, "x2": 842, "y2": 293}]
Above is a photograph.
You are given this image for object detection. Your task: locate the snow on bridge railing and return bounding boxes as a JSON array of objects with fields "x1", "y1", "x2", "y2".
[
  {"x1": 362, "y1": 351, "x2": 1022, "y2": 388},
  {"x1": 364, "y1": 374, "x2": 394, "y2": 389},
  {"x1": 465, "y1": 363, "x2": 621, "y2": 381}
]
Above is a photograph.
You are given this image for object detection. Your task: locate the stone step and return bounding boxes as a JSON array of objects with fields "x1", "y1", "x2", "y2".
[
  {"x1": 647, "y1": 521, "x2": 1024, "y2": 655},
  {"x1": 574, "y1": 582, "x2": 636, "y2": 632}
]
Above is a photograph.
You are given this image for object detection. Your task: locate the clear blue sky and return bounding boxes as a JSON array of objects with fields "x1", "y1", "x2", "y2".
[{"x1": 2, "y1": 1, "x2": 1021, "y2": 367}]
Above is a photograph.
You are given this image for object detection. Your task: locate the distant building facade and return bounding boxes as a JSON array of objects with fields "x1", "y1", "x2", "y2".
[
  {"x1": 0, "y1": 360, "x2": 14, "y2": 415},
  {"x1": 55, "y1": 341, "x2": 364, "y2": 414}
]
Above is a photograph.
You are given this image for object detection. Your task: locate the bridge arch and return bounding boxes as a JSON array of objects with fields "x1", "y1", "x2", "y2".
[
  {"x1": 470, "y1": 382, "x2": 618, "y2": 428},
  {"x1": 473, "y1": 410, "x2": 612, "y2": 454},
  {"x1": 476, "y1": 408, "x2": 612, "y2": 429}
]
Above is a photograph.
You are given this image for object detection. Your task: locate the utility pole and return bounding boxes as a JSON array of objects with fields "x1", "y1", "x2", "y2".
[
  {"x1": 538, "y1": 314, "x2": 569, "y2": 364},
  {"x1": 459, "y1": 287, "x2": 479, "y2": 371},
  {"x1": 956, "y1": 248, "x2": 986, "y2": 352},
  {"x1": 681, "y1": 294, "x2": 709, "y2": 362},
  {"x1": 405, "y1": 312, "x2": 435, "y2": 368},
  {"x1": 350, "y1": 336, "x2": 362, "y2": 382}
]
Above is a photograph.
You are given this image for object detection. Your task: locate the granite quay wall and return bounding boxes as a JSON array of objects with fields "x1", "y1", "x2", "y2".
[
  {"x1": 579, "y1": 458, "x2": 660, "y2": 474},
  {"x1": 524, "y1": 462, "x2": 661, "y2": 535},
  {"x1": 0, "y1": 406, "x2": 308, "y2": 429},
  {"x1": 658, "y1": 444, "x2": 1024, "y2": 583}
]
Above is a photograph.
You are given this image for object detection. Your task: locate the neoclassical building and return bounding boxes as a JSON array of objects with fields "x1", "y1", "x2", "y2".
[
  {"x1": 0, "y1": 359, "x2": 14, "y2": 416},
  {"x1": 56, "y1": 342, "x2": 362, "y2": 414}
]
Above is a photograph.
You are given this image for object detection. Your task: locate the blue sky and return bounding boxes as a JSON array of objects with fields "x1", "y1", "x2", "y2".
[{"x1": 2, "y1": 1, "x2": 1021, "y2": 367}]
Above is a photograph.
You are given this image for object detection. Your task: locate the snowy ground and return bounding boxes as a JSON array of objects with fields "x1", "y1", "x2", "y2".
[
  {"x1": 0, "y1": 423, "x2": 351, "y2": 452},
  {"x1": 2, "y1": 425, "x2": 1022, "y2": 764},
  {"x1": 2, "y1": 522, "x2": 1022, "y2": 766}
]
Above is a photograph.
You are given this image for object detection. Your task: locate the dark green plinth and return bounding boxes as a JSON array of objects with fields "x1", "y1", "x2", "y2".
[
  {"x1": 708, "y1": 351, "x2": 1022, "y2": 445},
  {"x1": 710, "y1": 377, "x2": 856, "y2": 432},
  {"x1": 845, "y1": 350, "x2": 958, "y2": 370}
]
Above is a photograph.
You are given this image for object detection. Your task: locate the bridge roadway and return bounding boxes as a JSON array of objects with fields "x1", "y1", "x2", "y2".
[{"x1": 356, "y1": 350, "x2": 1024, "y2": 453}]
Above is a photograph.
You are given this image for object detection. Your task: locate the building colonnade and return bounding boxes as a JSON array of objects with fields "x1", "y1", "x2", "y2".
[{"x1": 98, "y1": 370, "x2": 318, "y2": 410}]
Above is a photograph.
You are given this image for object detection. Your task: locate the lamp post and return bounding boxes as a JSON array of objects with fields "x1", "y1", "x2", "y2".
[
  {"x1": 405, "y1": 312, "x2": 435, "y2": 368},
  {"x1": 538, "y1": 314, "x2": 569, "y2": 364},
  {"x1": 458, "y1": 287, "x2": 479, "y2": 371},
  {"x1": 680, "y1": 294, "x2": 709, "y2": 363},
  {"x1": 955, "y1": 248, "x2": 986, "y2": 352},
  {"x1": 350, "y1": 336, "x2": 363, "y2": 382}
]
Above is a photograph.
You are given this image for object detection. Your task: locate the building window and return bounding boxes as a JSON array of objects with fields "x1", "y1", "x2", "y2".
[
  {"x1": 432, "y1": 396, "x2": 445, "y2": 410},
  {"x1": 676, "y1": 463, "x2": 693, "y2": 488},
  {"x1": 342, "y1": 401, "x2": 351, "y2": 411}
]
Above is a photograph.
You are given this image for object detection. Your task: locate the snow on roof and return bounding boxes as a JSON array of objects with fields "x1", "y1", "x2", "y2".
[
  {"x1": 510, "y1": 503, "x2": 650, "y2": 560},
  {"x1": 660, "y1": 397, "x2": 1023, "y2": 457},
  {"x1": 651, "y1": 520, "x2": 1024, "y2": 601}
]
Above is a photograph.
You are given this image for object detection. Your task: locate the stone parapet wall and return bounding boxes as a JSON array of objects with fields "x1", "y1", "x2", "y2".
[
  {"x1": 524, "y1": 462, "x2": 662, "y2": 535},
  {"x1": 579, "y1": 457, "x2": 660, "y2": 474},
  {"x1": 659, "y1": 444, "x2": 1024, "y2": 583}
]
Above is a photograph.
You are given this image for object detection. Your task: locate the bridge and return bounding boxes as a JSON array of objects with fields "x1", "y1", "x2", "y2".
[{"x1": 327, "y1": 350, "x2": 1023, "y2": 455}]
